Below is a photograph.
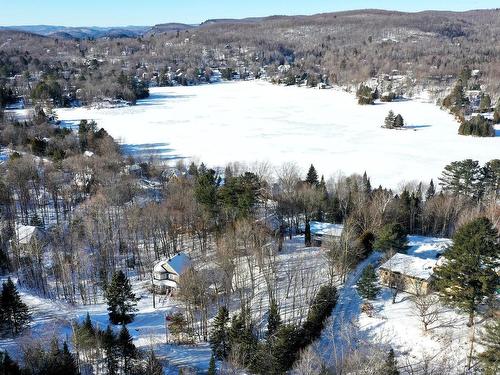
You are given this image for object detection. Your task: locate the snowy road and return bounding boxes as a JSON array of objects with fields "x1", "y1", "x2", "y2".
[{"x1": 315, "y1": 252, "x2": 382, "y2": 368}]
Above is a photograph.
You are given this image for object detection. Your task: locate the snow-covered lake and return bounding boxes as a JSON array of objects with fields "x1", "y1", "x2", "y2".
[{"x1": 56, "y1": 81, "x2": 499, "y2": 187}]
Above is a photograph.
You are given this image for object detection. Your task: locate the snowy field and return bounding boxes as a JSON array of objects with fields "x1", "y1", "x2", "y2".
[{"x1": 56, "y1": 81, "x2": 499, "y2": 187}]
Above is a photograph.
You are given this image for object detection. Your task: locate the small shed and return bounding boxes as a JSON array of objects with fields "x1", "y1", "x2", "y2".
[
  {"x1": 153, "y1": 253, "x2": 192, "y2": 293},
  {"x1": 379, "y1": 253, "x2": 438, "y2": 294}
]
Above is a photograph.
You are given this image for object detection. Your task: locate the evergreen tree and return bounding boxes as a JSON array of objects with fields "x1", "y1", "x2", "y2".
[
  {"x1": 373, "y1": 223, "x2": 407, "y2": 253},
  {"x1": 384, "y1": 110, "x2": 395, "y2": 128},
  {"x1": 208, "y1": 354, "x2": 217, "y2": 375},
  {"x1": 267, "y1": 299, "x2": 281, "y2": 338},
  {"x1": 425, "y1": 179, "x2": 435, "y2": 200},
  {"x1": 305, "y1": 164, "x2": 319, "y2": 185},
  {"x1": 303, "y1": 285, "x2": 337, "y2": 341},
  {"x1": 117, "y1": 325, "x2": 137, "y2": 374},
  {"x1": 100, "y1": 325, "x2": 118, "y2": 375},
  {"x1": 144, "y1": 350, "x2": 163, "y2": 375},
  {"x1": 439, "y1": 159, "x2": 484, "y2": 199},
  {"x1": 383, "y1": 348, "x2": 400, "y2": 375},
  {"x1": 105, "y1": 270, "x2": 138, "y2": 325},
  {"x1": 393, "y1": 114, "x2": 404, "y2": 128},
  {"x1": 356, "y1": 265, "x2": 380, "y2": 300},
  {"x1": 0, "y1": 351, "x2": 22, "y2": 375},
  {"x1": 434, "y1": 217, "x2": 499, "y2": 326},
  {"x1": 362, "y1": 171, "x2": 372, "y2": 195},
  {"x1": 479, "y1": 93, "x2": 492, "y2": 112},
  {"x1": 269, "y1": 324, "x2": 302, "y2": 374},
  {"x1": 228, "y1": 308, "x2": 258, "y2": 367},
  {"x1": 60, "y1": 341, "x2": 79, "y2": 375},
  {"x1": 168, "y1": 312, "x2": 189, "y2": 344},
  {"x1": 478, "y1": 317, "x2": 500, "y2": 375},
  {"x1": 73, "y1": 312, "x2": 97, "y2": 356},
  {"x1": 0, "y1": 277, "x2": 31, "y2": 336},
  {"x1": 209, "y1": 306, "x2": 230, "y2": 360},
  {"x1": 483, "y1": 159, "x2": 500, "y2": 199}
]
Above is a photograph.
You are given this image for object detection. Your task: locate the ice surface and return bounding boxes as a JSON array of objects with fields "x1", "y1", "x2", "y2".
[{"x1": 56, "y1": 81, "x2": 499, "y2": 188}]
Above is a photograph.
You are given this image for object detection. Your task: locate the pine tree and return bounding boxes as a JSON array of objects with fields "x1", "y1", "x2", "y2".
[
  {"x1": 209, "y1": 306, "x2": 230, "y2": 360},
  {"x1": 117, "y1": 325, "x2": 137, "y2": 374},
  {"x1": 267, "y1": 299, "x2": 281, "y2": 338},
  {"x1": 144, "y1": 350, "x2": 163, "y2": 375},
  {"x1": 384, "y1": 110, "x2": 395, "y2": 128},
  {"x1": 434, "y1": 217, "x2": 499, "y2": 326},
  {"x1": 0, "y1": 277, "x2": 31, "y2": 336},
  {"x1": 362, "y1": 171, "x2": 372, "y2": 195},
  {"x1": 356, "y1": 265, "x2": 380, "y2": 300},
  {"x1": 383, "y1": 348, "x2": 400, "y2": 375},
  {"x1": 479, "y1": 93, "x2": 492, "y2": 113},
  {"x1": 208, "y1": 354, "x2": 217, "y2": 375},
  {"x1": 393, "y1": 114, "x2": 404, "y2": 128},
  {"x1": 168, "y1": 312, "x2": 189, "y2": 344},
  {"x1": 0, "y1": 351, "x2": 22, "y2": 375},
  {"x1": 439, "y1": 159, "x2": 484, "y2": 199},
  {"x1": 425, "y1": 179, "x2": 435, "y2": 200},
  {"x1": 478, "y1": 317, "x2": 500, "y2": 375},
  {"x1": 306, "y1": 164, "x2": 319, "y2": 185},
  {"x1": 105, "y1": 270, "x2": 138, "y2": 325},
  {"x1": 60, "y1": 341, "x2": 79, "y2": 375},
  {"x1": 373, "y1": 223, "x2": 407, "y2": 253},
  {"x1": 101, "y1": 325, "x2": 118, "y2": 375},
  {"x1": 228, "y1": 307, "x2": 257, "y2": 367}
]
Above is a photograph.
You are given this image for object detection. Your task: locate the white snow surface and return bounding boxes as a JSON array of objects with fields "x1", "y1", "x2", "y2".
[{"x1": 56, "y1": 81, "x2": 500, "y2": 188}]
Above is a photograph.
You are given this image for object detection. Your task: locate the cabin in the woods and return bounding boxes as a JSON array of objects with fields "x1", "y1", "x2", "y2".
[
  {"x1": 309, "y1": 221, "x2": 344, "y2": 246},
  {"x1": 153, "y1": 252, "x2": 192, "y2": 293},
  {"x1": 379, "y1": 253, "x2": 439, "y2": 295},
  {"x1": 12, "y1": 224, "x2": 45, "y2": 257}
]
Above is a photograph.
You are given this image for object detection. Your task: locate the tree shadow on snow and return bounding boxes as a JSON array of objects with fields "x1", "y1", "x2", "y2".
[{"x1": 121, "y1": 143, "x2": 185, "y2": 161}]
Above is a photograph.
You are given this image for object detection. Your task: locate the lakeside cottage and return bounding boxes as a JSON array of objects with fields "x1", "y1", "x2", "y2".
[
  {"x1": 152, "y1": 252, "x2": 192, "y2": 294},
  {"x1": 379, "y1": 253, "x2": 439, "y2": 295}
]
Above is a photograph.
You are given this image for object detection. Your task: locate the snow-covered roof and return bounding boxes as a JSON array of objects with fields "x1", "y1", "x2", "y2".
[
  {"x1": 153, "y1": 253, "x2": 192, "y2": 276},
  {"x1": 380, "y1": 253, "x2": 437, "y2": 281},
  {"x1": 310, "y1": 221, "x2": 344, "y2": 237},
  {"x1": 15, "y1": 224, "x2": 41, "y2": 245}
]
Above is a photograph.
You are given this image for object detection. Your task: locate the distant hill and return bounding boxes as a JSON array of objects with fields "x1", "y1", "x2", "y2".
[
  {"x1": 148, "y1": 23, "x2": 196, "y2": 34},
  {"x1": 0, "y1": 25, "x2": 151, "y2": 39}
]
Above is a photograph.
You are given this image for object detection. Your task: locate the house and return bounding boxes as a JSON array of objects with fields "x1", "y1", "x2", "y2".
[
  {"x1": 13, "y1": 224, "x2": 45, "y2": 257},
  {"x1": 379, "y1": 253, "x2": 439, "y2": 294},
  {"x1": 310, "y1": 221, "x2": 344, "y2": 246},
  {"x1": 15, "y1": 224, "x2": 44, "y2": 246},
  {"x1": 152, "y1": 253, "x2": 192, "y2": 293}
]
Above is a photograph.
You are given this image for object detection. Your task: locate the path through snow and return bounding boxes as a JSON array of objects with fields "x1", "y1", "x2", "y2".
[{"x1": 315, "y1": 252, "x2": 382, "y2": 368}]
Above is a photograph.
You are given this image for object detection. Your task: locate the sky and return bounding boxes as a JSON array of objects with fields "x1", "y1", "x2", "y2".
[{"x1": 0, "y1": 0, "x2": 498, "y2": 27}]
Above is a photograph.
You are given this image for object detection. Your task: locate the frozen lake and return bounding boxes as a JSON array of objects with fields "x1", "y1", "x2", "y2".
[{"x1": 57, "y1": 81, "x2": 499, "y2": 187}]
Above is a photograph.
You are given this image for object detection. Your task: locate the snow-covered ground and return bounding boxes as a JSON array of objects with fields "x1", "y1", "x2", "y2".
[
  {"x1": 0, "y1": 235, "x2": 329, "y2": 373},
  {"x1": 56, "y1": 81, "x2": 499, "y2": 187},
  {"x1": 315, "y1": 235, "x2": 485, "y2": 374}
]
